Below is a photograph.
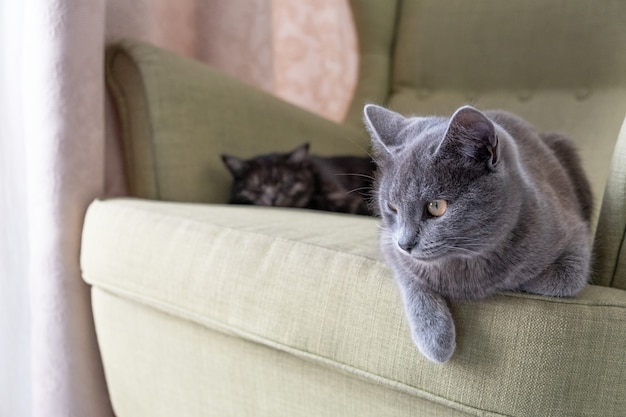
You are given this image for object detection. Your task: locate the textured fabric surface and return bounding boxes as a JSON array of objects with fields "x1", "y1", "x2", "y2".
[
  {"x1": 106, "y1": 0, "x2": 359, "y2": 122},
  {"x1": 391, "y1": 0, "x2": 626, "y2": 91},
  {"x1": 106, "y1": 41, "x2": 368, "y2": 203},
  {"x1": 343, "y1": 0, "x2": 399, "y2": 126},
  {"x1": 272, "y1": 0, "x2": 358, "y2": 121},
  {"x1": 595, "y1": 116, "x2": 626, "y2": 289},
  {"x1": 106, "y1": 0, "x2": 274, "y2": 93},
  {"x1": 82, "y1": 198, "x2": 626, "y2": 416},
  {"x1": 92, "y1": 290, "x2": 469, "y2": 417}
]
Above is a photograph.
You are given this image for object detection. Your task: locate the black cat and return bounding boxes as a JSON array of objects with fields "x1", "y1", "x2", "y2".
[{"x1": 221, "y1": 143, "x2": 374, "y2": 215}]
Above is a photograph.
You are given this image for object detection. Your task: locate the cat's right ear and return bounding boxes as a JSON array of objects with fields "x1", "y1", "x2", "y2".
[
  {"x1": 363, "y1": 104, "x2": 407, "y2": 158},
  {"x1": 221, "y1": 154, "x2": 246, "y2": 178}
]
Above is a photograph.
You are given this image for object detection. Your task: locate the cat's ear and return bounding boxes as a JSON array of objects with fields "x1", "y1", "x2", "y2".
[
  {"x1": 363, "y1": 104, "x2": 408, "y2": 157},
  {"x1": 287, "y1": 143, "x2": 310, "y2": 164},
  {"x1": 439, "y1": 106, "x2": 499, "y2": 169},
  {"x1": 221, "y1": 154, "x2": 246, "y2": 178}
]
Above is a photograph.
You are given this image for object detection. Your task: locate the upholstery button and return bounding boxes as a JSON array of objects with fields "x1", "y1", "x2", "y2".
[
  {"x1": 416, "y1": 89, "x2": 431, "y2": 99},
  {"x1": 465, "y1": 92, "x2": 478, "y2": 102},
  {"x1": 518, "y1": 90, "x2": 531, "y2": 102},
  {"x1": 575, "y1": 88, "x2": 590, "y2": 100}
]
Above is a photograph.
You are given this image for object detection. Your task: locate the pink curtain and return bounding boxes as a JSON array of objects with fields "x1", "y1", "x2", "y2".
[
  {"x1": 0, "y1": 1, "x2": 357, "y2": 416},
  {"x1": 273, "y1": 0, "x2": 357, "y2": 121}
]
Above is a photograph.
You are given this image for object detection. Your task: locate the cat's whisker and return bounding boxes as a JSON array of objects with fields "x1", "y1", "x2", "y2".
[
  {"x1": 334, "y1": 173, "x2": 376, "y2": 181},
  {"x1": 346, "y1": 187, "x2": 372, "y2": 195},
  {"x1": 451, "y1": 243, "x2": 484, "y2": 248},
  {"x1": 448, "y1": 238, "x2": 483, "y2": 246},
  {"x1": 434, "y1": 244, "x2": 482, "y2": 257},
  {"x1": 340, "y1": 135, "x2": 375, "y2": 160}
]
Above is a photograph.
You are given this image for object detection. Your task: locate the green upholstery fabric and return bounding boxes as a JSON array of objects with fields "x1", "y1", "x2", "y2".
[
  {"x1": 106, "y1": 42, "x2": 368, "y2": 202},
  {"x1": 343, "y1": 0, "x2": 400, "y2": 126},
  {"x1": 91, "y1": 289, "x2": 470, "y2": 417},
  {"x1": 595, "y1": 117, "x2": 626, "y2": 289},
  {"x1": 90, "y1": 2, "x2": 626, "y2": 416},
  {"x1": 389, "y1": 1, "x2": 626, "y2": 92},
  {"x1": 82, "y1": 199, "x2": 626, "y2": 416}
]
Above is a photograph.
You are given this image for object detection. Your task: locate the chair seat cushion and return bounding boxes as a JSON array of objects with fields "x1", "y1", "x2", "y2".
[{"x1": 81, "y1": 198, "x2": 626, "y2": 416}]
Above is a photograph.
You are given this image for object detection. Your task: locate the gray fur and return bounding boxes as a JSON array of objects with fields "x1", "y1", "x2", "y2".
[{"x1": 364, "y1": 104, "x2": 593, "y2": 363}]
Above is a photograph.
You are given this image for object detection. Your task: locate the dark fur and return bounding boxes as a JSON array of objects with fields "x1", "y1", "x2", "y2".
[
  {"x1": 364, "y1": 104, "x2": 593, "y2": 363},
  {"x1": 221, "y1": 143, "x2": 375, "y2": 215}
]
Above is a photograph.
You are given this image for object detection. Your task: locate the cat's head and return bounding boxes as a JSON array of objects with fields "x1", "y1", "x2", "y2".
[
  {"x1": 364, "y1": 104, "x2": 511, "y2": 262},
  {"x1": 221, "y1": 143, "x2": 316, "y2": 208}
]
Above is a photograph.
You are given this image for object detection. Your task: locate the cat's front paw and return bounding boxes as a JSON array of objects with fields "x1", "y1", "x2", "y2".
[
  {"x1": 398, "y1": 280, "x2": 457, "y2": 363},
  {"x1": 412, "y1": 312, "x2": 456, "y2": 364}
]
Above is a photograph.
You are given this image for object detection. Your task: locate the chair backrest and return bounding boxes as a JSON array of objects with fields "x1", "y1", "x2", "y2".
[{"x1": 346, "y1": 0, "x2": 626, "y2": 288}]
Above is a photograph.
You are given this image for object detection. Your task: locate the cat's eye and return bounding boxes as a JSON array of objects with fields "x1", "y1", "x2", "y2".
[
  {"x1": 427, "y1": 200, "x2": 448, "y2": 217},
  {"x1": 387, "y1": 201, "x2": 398, "y2": 213}
]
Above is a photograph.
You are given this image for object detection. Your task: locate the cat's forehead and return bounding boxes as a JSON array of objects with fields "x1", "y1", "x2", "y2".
[
  {"x1": 387, "y1": 118, "x2": 461, "y2": 195},
  {"x1": 406, "y1": 115, "x2": 447, "y2": 132},
  {"x1": 399, "y1": 117, "x2": 448, "y2": 160}
]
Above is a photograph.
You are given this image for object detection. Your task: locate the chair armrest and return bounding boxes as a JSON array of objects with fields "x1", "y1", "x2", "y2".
[
  {"x1": 594, "y1": 114, "x2": 626, "y2": 289},
  {"x1": 106, "y1": 40, "x2": 368, "y2": 202}
]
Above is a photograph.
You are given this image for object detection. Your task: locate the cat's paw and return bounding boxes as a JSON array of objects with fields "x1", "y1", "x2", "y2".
[
  {"x1": 412, "y1": 313, "x2": 456, "y2": 364},
  {"x1": 399, "y1": 282, "x2": 457, "y2": 363}
]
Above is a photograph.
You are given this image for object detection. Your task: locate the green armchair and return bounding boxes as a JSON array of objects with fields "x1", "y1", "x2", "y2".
[{"x1": 82, "y1": 1, "x2": 626, "y2": 415}]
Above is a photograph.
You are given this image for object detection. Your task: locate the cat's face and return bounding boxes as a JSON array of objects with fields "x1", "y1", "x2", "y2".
[
  {"x1": 221, "y1": 144, "x2": 315, "y2": 208},
  {"x1": 365, "y1": 105, "x2": 511, "y2": 262}
]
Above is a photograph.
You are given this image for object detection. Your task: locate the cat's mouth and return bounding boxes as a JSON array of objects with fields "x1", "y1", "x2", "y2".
[
  {"x1": 399, "y1": 244, "x2": 478, "y2": 262},
  {"x1": 408, "y1": 252, "x2": 445, "y2": 262},
  {"x1": 396, "y1": 245, "x2": 443, "y2": 262}
]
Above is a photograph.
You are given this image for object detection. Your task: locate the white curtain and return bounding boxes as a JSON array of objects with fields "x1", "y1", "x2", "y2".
[
  {"x1": 0, "y1": 1, "x2": 356, "y2": 415},
  {"x1": 1, "y1": 3, "x2": 30, "y2": 415},
  {"x1": 1, "y1": 1, "x2": 110, "y2": 415}
]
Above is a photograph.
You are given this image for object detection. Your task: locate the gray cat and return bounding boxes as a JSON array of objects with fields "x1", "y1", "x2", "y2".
[{"x1": 364, "y1": 104, "x2": 593, "y2": 363}]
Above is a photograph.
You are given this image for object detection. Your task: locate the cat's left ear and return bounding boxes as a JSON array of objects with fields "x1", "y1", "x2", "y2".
[
  {"x1": 287, "y1": 143, "x2": 310, "y2": 164},
  {"x1": 439, "y1": 106, "x2": 499, "y2": 170},
  {"x1": 363, "y1": 104, "x2": 408, "y2": 158},
  {"x1": 221, "y1": 154, "x2": 246, "y2": 178}
]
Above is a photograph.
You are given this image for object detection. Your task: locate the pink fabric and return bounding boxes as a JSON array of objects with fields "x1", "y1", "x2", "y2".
[
  {"x1": 0, "y1": 1, "x2": 357, "y2": 415},
  {"x1": 273, "y1": 0, "x2": 358, "y2": 121}
]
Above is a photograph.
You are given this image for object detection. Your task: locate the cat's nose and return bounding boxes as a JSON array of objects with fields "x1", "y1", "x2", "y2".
[{"x1": 397, "y1": 239, "x2": 416, "y2": 253}]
